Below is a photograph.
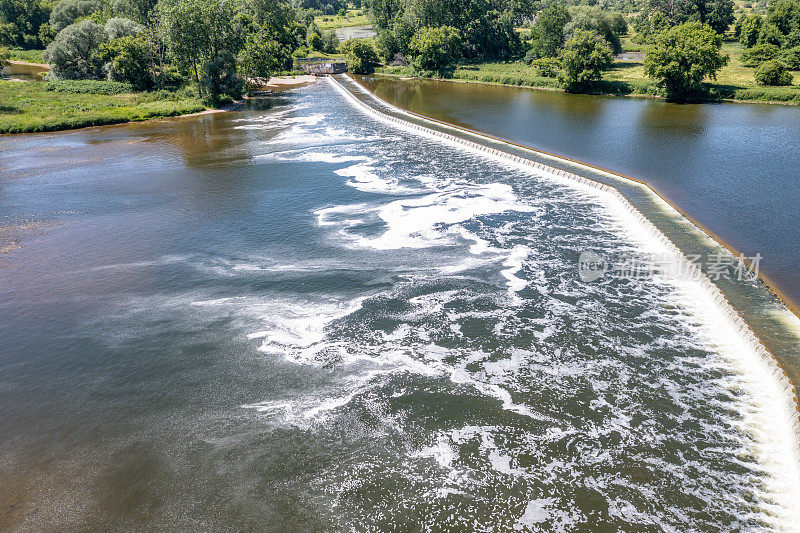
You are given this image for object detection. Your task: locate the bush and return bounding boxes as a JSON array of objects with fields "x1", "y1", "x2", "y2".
[
  {"x1": 558, "y1": 29, "x2": 613, "y2": 92},
  {"x1": 529, "y1": 57, "x2": 560, "y2": 77},
  {"x1": 755, "y1": 59, "x2": 794, "y2": 85},
  {"x1": 44, "y1": 20, "x2": 106, "y2": 79},
  {"x1": 103, "y1": 17, "x2": 142, "y2": 40},
  {"x1": 340, "y1": 38, "x2": 378, "y2": 74},
  {"x1": 780, "y1": 45, "x2": 800, "y2": 69},
  {"x1": 44, "y1": 79, "x2": 134, "y2": 93},
  {"x1": 740, "y1": 43, "x2": 780, "y2": 66},
  {"x1": 49, "y1": 0, "x2": 102, "y2": 32},
  {"x1": 408, "y1": 26, "x2": 462, "y2": 74}
]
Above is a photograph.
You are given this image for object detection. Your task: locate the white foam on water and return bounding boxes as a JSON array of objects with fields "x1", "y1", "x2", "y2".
[
  {"x1": 335, "y1": 162, "x2": 417, "y2": 194},
  {"x1": 514, "y1": 499, "x2": 555, "y2": 530},
  {"x1": 328, "y1": 75, "x2": 800, "y2": 527}
]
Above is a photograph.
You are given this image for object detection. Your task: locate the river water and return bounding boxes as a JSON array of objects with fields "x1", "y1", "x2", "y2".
[
  {"x1": 1, "y1": 80, "x2": 799, "y2": 530},
  {"x1": 355, "y1": 76, "x2": 800, "y2": 313}
]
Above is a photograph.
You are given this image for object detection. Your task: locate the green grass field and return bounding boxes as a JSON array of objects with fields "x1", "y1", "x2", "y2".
[
  {"x1": 0, "y1": 81, "x2": 206, "y2": 134},
  {"x1": 5, "y1": 48, "x2": 46, "y2": 63},
  {"x1": 378, "y1": 35, "x2": 800, "y2": 104},
  {"x1": 314, "y1": 9, "x2": 370, "y2": 30}
]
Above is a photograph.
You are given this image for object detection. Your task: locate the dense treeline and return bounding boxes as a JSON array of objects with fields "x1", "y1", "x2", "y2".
[
  {"x1": 1, "y1": 0, "x2": 347, "y2": 104},
  {"x1": 3, "y1": 0, "x2": 799, "y2": 107}
]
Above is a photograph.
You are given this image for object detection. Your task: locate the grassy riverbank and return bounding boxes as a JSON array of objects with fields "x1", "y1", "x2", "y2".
[
  {"x1": 0, "y1": 81, "x2": 206, "y2": 134},
  {"x1": 378, "y1": 38, "x2": 800, "y2": 104}
]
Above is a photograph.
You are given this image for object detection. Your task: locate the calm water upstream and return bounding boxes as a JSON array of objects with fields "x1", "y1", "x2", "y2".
[
  {"x1": 1, "y1": 80, "x2": 799, "y2": 530},
  {"x1": 355, "y1": 76, "x2": 800, "y2": 312}
]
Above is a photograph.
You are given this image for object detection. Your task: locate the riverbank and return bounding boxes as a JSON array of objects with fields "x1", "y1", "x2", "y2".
[
  {"x1": 377, "y1": 40, "x2": 800, "y2": 105},
  {"x1": 0, "y1": 81, "x2": 206, "y2": 134}
]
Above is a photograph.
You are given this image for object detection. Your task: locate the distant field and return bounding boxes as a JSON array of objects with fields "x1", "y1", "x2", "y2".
[
  {"x1": 0, "y1": 81, "x2": 205, "y2": 134},
  {"x1": 379, "y1": 35, "x2": 800, "y2": 104},
  {"x1": 5, "y1": 49, "x2": 46, "y2": 63},
  {"x1": 314, "y1": 9, "x2": 370, "y2": 30}
]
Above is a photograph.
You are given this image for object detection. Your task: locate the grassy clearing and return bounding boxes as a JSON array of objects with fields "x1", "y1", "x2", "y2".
[
  {"x1": 379, "y1": 36, "x2": 800, "y2": 104},
  {"x1": 314, "y1": 9, "x2": 370, "y2": 30},
  {"x1": 5, "y1": 48, "x2": 46, "y2": 63},
  {"x1": 0, "y1": 81, "x2": 205, "y2": 134}
]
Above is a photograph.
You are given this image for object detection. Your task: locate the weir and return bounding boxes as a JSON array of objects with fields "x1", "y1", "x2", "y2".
[{"x1": 328, "y1": 74, "x2": 800, "y2": 478}]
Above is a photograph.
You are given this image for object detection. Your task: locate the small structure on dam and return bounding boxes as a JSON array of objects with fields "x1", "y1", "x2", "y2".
[{"x1": 297, "y1": 59, "x2": 347, "y2": 75}]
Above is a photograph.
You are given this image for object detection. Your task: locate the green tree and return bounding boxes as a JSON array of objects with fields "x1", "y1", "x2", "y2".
[
  {"x1": 104, "y1": 17, "x2": 142, "y2": 39},
  {"x1": 739, "y1": 13, "x2": 762, "y2": 47},
  {"x1": 755, "y1": 59, "x2": 793, "y2": 85},
  {"x1": 407, "y1": 25, "x2": 461, "y2": 74},
  {"x1": 780, "y1": 45, "x2": 800, "y2": 68},
  {"x1": 100, "y1": 34, "x2": 150, "y2": 88},
  {"x1": 528, "y1": 3, "x2": 570, "y2": 59},
  {"x1": 564, "y1": 6, "x2": 624, "y2": 54},
  {"x1": 158, "y1": 0, "x2": 244, "y2": 100},
  {"x1": 321, "y1": 29, "x2": 338, "y2": 53},
  {"x1": 766, "y1": 0, "x2": 800, "y2": 36},
  {"x1": 340, "y1": 38, "x2": 378, "y2": 73},
  {"x1": 238, "y1": 29, "x2": 292, "y2": 79},
  {"x1": 44, "y1": 19, "x2": 107, "y2": 78},
  {"x1": 557, "y1": 29, "x2": 612, "y2": 92},
  {"x1": 643, "y1": 22, "x2": 728, "y2": 101},
  {"x1": 0, "y1": 0, "x2": 51, "y2": 48},
  {"x1": 50, "y1": 0, "x2": 103, "y2": 32}
]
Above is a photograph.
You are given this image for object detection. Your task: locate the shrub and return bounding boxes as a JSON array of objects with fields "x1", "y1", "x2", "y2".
[
  {"x1": 558, "y1": 29, "x2": 613, "y2": 92},
  {"x1": 340, "y1": 38, "x2": 378, "y2": 74},
  {"x1": 49, "y1": 0, "x2": 102, "y2": 32},
  {"x1": 44, "y1": 20, "x2": 106, "y2": 79},
  {"x1": 408, "y1": 26, "x2": 462, "y2": 74},
  {"x1": 755, "y1": 59, "x2": 794, "y2": 85},
  {"x1": 44, "y1": 79, "x2": 134, "y2": 93},
  {"x1": 529, "y1": 57, "x2": 560, "y2": 77},
  {"x1": 740, "y1": 43, "x2": 780, "y2": 66}
]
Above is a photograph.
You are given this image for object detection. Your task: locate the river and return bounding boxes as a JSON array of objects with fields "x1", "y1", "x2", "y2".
[
  {"x1": 1, "y1": 79, "x2": 799, "y2": 530},
  {"x1": 355, "y1": 75, "x2": 800, "y2": 313}
]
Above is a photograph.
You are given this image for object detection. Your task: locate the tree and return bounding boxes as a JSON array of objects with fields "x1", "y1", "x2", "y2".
[
  {"x1": 158, "y1": 0, "x2": 244, "y2": 100},
  {"x1": 557, "y1": 29, "x2": 612, "y2": 91},
  {"x1": 528, "y1": 3, "x2": 570, "y2": 59},
  {"x1": 44, "y1": 19, "x2": 107, "y2": 79},
  {"x1": 780, "y1": 45, "x2": 800, "y2": 68},
  {"x1": 407, "y1": 25, "x2": 461, "y2": 74},
  {"x1": 0, "y1": 45, "x2": 9, "y2": 65},
  {"x1": 0, "y1": 0, "x2": 51, "y2": 48},
  {"x1": 564, "y1": 6, "x2": 624, "y2": 54},
  {"x1": 755, "y1": 59, "x2": 793, "y2": 85},
  {"x1": 643, "y1": 22, "x2": 728, "y2": 101},
  {"x1": 321, "y1": 29, "x2": 338, "y2": 53},
  {"x1": 100, "y1": 34, "x2": 150, "y2": 88},
  {"x1": 238, "y1": 29, "x2": 292, "y2": 79},
  {"x1": 766, "y1": 0, "x2": 800, "y2": 36},
  {"x1": 104, "y1": 17, "x2": 143, "y2": 39},
  {"x1": 49, "y1": 0, "x2": 103, "y2": 32},
  {"x1": 201, "y1": 50, "x2": 242, "y2": 105},
  {"x1": 340, "y1": 38, "x2": 378, "y2": 74},
  {"x1": 739, "y1": 14, "x2": 763, "y2": 47},
  {"x1": 704, "y1": 0, "x2": 735, "y2": 35}
]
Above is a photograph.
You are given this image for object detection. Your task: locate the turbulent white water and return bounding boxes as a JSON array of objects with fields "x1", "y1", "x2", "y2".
[{"x1": 176, "y1": 80, "x2": 800, "y2": 530}]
